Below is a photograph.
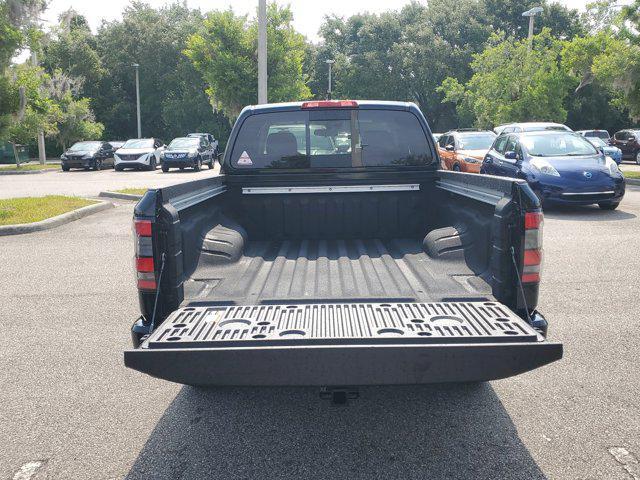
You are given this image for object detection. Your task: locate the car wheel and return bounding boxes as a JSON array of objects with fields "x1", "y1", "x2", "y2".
[
  {"x1": 453, "y1": 164, "x2": 461, "y2": 172},
  {"x1": 148, "y1": 156, "x2": 157, "y2": 171},
  {"x1": 114, "y1": 165, "x2": 123, "y2": 172},
  {"x1": 94, "y1": 159, "x2": 103, "y2": 171},
  {"x1": 636, "y1": 151, "x2": 640, "y2": 165},
  {"x1": 208, "y1": 158, "x2": 214, "y2": 169},
  {"x1": 61, "y1": 165, "x2": 70, "y2": 172},
  {"x1": 599, "y1": 201, "x2": 620, "y2": 210},
  {"x1": 194, "y1": 157, "x2": 201, "y2": 172},
  {"x1": 162, "y1": 165, "x2": 169, "y2": 173}
]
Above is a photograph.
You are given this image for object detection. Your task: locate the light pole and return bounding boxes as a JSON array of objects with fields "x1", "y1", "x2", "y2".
[
  {"x1": 132, "y1": 63, "x2": 141, "y2": 138},
  {"x1": 326, "y1": 59, "x2": 335, "y2": 100},
  {"x1": 522, "y1": 7, "x2": 543, "y2": 48},
  {"x1": 258, "y1": 0, "x2": 267, "y2": 104}
]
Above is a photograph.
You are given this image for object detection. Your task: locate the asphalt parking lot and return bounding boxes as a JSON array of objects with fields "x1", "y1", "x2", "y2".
[
  {"x1": 0, "y1": 165, "x2": 220, "y2": 199},
  {"x1": 1, "y1": 186, "x2": 639, "y2": 479}
]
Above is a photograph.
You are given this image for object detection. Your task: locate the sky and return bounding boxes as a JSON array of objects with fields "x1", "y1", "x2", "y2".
[{"x1": 42, "y1": 0, "x2": 597, "y2": 42}]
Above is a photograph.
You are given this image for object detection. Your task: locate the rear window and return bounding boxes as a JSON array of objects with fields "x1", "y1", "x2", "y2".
[{"x1": 230, "y1": 109, "x2": 433, "y2": 169}]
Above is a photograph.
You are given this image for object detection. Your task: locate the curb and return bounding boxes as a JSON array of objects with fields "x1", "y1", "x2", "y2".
[
  {"x1": 0, "y1": 169, "x2": 46, "y2": 175},
  {"x1": 624, "y1": 178, "x2": 640, "y2": 186},
  {"x1": 0, "y1": 201, "x2": 114, "y2": 236},
  {"x1": 99, "y1": 191, "x2": 143, "y2": 201}
]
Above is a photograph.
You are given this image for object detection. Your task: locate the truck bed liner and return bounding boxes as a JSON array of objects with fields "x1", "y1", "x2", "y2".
[
  {"x1": 185, "y1": 238, "x2": 492, "y2": 305},
  {"x1": 144, "y1": 301, "x2": 538, "y2": 349}
]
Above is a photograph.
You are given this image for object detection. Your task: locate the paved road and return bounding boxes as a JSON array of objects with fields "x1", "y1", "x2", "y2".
[
  {"x1": 1, "y1": 189, "x2": 639, "y2": 479},
  {"x1": 0, "y1": 165, "x2": 219, "y2": 199}
]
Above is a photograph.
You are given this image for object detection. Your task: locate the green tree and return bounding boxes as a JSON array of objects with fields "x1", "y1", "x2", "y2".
[
  {"x1": 439, "y1": 30, "x2": 571, "y2": 129},
  {"x1": 55, "y1": 96, "x2": 104, "y2": 150},
  {"x1": 185, "y1": 3, "x2": 311, "y2": 118},
  {"x1": 41, "y1": 10, "x2": 104, "y2": 99},
  {"x1": 86, "y1": 2, "x2": 229, "y2": 142},
  {"x1": 309, "y1": 1, "x2": 491, "y2": 130},
  {"x1": 482, "y1": 0, "x2": 583, "y2": 39},
  {"x1": 42, "y1": 70, "x2": 104, "y2": 149},
  {"x1": 7, "y1": 65, "x2": 58, "y2": 145},
  {"x1": 0, "y1": 0, "x2": 47, "y2": 142}
]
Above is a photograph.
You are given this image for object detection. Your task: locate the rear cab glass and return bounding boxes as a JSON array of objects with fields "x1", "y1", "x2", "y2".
[{"x1": 229, "y1": 108, "x2": 433, "y2": 170}]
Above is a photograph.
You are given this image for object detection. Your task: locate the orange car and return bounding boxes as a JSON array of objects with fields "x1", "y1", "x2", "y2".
[{"x1": 437, "y1": 130, "x2": 496, "y2": 173}]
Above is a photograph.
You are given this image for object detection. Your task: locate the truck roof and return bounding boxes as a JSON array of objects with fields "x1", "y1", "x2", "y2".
[{"x1": 240, "y1": 100, "x2": 417, "y2": 116}]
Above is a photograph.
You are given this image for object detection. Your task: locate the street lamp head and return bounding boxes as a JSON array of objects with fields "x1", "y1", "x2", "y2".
[
  {"x1": 132, "y1": 63, "x2": 139, "y2": 68},
  {"x1": 325, "y1": 59, "x2": 335, "y2": 65},
  {"x1": 522, "y1": 6, "x2": 543, "y2": 16}
]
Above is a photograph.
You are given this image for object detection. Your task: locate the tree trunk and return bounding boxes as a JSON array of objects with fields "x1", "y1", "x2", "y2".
[{"x1": 11, "y1": 143, "x2": 21, "y2": 168}]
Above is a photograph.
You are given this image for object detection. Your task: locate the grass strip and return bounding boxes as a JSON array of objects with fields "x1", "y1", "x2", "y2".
[{"x1": 0, "y1": 196, "x2": 97, "y2": 226}]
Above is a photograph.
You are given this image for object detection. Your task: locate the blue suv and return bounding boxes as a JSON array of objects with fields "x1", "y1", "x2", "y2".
[{"x1": 481, "y1": 131, "x2": 625, "y2": 210}]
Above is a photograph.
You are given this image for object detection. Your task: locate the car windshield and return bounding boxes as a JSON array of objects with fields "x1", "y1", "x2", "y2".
[
  {"x1": 457, "y1": 133, "x2": 496, "y2": 150},
  {"x1": 122, "y1": 139, "x2": 154, "y2": 149},
  {"x1": 587, "y1": 137, "x2": 606, "y2": 148},
  {"x1": 69, "y1": 141, "x2": 101, "y2": 151},
  {"x1": 521, "y1": 133, "x2": 599, "y2": 157},
  {"x1": 585, "y1": 131, "x2": 609, "y2": 140},
  {"x1": 169, "y1": 138, "x2": 199, "y2": 148}
]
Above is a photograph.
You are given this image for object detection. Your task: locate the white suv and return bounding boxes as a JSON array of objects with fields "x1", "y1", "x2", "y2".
[{"x1": 114, "y1": 138, "x2": 166, "y2": 171}]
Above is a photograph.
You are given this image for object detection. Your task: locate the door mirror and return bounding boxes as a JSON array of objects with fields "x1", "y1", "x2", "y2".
[
  {"x1": 445, "y1": 144, "x2": 454, "y2": 151},
  {"x1": 504, "y1": 150, "x2": 517, "y2": 160}
]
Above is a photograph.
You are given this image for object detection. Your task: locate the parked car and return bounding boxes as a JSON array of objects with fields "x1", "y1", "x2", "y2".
[
  {"x1": 481, "y1": 130, "x2": 625, "y2": 210},
  {"x1": 60, "y1": 141, "x2": 115, "y2": 171},
  {"x1": 576, "y1": 130, "x2": 610, "y2": 142},
  {"x1": 161, "y1": 136, "x2": 215, "y2": 172},
  {"x1": 108, "y1": 140, "x2": 125, "y2": 150},
  {"x1": 125, "y1": 99, "x2": 562, "y2": 390},
  {"x1": 114, "y1": 138, "x2": 165, "y2": 171},
  {"x1": 494, "y1": 122, "x2": 572, "y2": 135},
  {"x1": 187, "y1": 133, "x2": 219, "y2": 156},
  {"x1": 586, "y1": 136, "x2": 622, "y2": 164},
  {"x1": 611, "y1": 129, "x2": 640, "y2": 164},
  {"x1": 437, "y1": 129, "x2": 496, "y2": 173}
]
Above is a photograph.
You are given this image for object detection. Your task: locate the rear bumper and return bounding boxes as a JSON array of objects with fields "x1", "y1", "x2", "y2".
[{"x1": 125, "y1": 341, "x2": 562, "y2": 386}]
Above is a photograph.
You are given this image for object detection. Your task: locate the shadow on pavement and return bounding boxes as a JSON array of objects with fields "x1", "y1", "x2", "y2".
[
  {"x1": 126, "y1": 383, "x2": 546, "y2": 480},
  {"x1": 543, "y1": 204, "x2": 636, "y2": 221}
]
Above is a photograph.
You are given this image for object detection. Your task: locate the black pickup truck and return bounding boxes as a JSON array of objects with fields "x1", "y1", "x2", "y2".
[{"x1": 125, "y1": 100, "x2": 562, "y2": 388}]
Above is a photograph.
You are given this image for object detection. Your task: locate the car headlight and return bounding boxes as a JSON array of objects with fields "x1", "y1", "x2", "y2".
[
  {"x1": 530, "y1": 158, "x2": 560, "y2": 177},
  {"x1": 60, "y1": 154, "x2": 67, "y2": 160},
  {"x1": 188, "y1": 150, "x2": 197, "y2": 158},
  {"x1": 605, "y1": 156, "x2": 620, "y2": 175},
  {"x1": 463, "y1": 156, "x2": 480, "y2": 164}
]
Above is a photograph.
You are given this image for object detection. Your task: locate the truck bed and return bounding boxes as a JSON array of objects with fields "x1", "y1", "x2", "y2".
[{"x1": 184, "y1": 237, "x2": 493, "y2": 306}]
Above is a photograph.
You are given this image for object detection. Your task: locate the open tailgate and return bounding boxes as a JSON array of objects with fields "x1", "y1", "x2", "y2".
[{"x1": 124, "y1": 301, "x2": 562, "y2": 386}]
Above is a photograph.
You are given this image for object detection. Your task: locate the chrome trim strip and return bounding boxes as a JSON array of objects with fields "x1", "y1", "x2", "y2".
[
  {"x1": 560, "y1": 191, "x2": 615, "y2": 196},
  {"x1": 170, "y1": 185, "x2": 227, "y2": 210},
  {"x1": 435, "y1": 179, "x2": 503, "y2": 205},
  {"x1": 242, "y1": 184, "x2": 420, "y2": 194}
]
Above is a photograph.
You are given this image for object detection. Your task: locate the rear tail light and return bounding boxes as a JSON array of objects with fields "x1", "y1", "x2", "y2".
[
  {"x1": 522, "y1": 211, "x2": 543, "y2": 283},
  {"x1": 134, "y1": 219, "x2": 156, "y2": 290},
  {"x1": 301, "y1": 100, "x2": 358, "y2": 109}
]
